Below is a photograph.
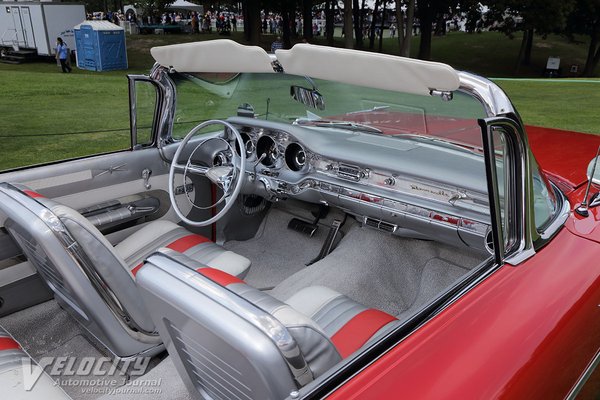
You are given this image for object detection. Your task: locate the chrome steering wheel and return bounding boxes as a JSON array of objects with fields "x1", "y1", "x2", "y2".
[{"x1": 168, "y1": 120, "x2": 246, "y2": 227}]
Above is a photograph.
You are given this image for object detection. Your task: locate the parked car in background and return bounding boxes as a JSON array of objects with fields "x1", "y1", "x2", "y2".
[{"x1": 0, "y1": 39, "x2": 599, "y2": 399}]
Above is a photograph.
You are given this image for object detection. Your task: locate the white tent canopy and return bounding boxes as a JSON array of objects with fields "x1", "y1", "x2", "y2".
[{"x1": 167, "y1": 0, "x2": 203, "y2": 12}]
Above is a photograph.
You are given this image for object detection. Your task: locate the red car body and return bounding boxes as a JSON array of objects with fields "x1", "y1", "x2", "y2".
[{"x1": 330, "y1": 126, "x2": 600, "y2": 399}]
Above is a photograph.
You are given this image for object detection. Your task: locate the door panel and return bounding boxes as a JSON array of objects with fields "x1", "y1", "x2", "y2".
[{"x1": 0, "y1": 146, "x2": 214, "y2": 315}]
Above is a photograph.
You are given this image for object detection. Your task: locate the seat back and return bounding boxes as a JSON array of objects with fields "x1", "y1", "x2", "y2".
[
  {"x1": 136, "y1": 250, "x2": 342, "y2": 400},
  {"x1": 0, "y1": 183, "x2": 161, "y2": 358}
]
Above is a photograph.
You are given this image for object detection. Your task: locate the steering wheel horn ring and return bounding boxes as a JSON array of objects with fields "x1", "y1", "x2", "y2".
[{"x1": 168, "y1": 120, "x2": 246, "y2": 227}]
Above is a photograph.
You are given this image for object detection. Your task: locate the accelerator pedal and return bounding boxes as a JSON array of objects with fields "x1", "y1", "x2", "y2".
[{"x1": 307, "y1": 217, "x2": 345, "y2": 265}]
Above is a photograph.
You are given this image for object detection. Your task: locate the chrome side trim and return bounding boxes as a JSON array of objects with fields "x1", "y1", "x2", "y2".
[
  {"x1": 127, "y1": 73, "x2": 163, "y2": 149},
  {"x1": 538, "y1": 185, "x2": 570, "y2": 241},
  {"x1": 566, "y1": 348, "x2": 600, "y2": 400},
  {"x1": 458, "y1": 72, "x2": 518, "y2": 118},
  {"x1": 145, "y1": 251, "x2": 314, "y2": 387},
  {"x1": 149, "y1": 63, "x2": 176, "y2": 152}
]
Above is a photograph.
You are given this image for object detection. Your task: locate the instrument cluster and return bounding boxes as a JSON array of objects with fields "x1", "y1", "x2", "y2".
[{"x1": 235, "y1": 126, "x2": 311, "y2": 174}]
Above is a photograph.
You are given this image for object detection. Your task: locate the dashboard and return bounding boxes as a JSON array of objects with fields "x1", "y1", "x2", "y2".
[{"x1": 221, "y1": 117, "x2": 492, "y2": 254}]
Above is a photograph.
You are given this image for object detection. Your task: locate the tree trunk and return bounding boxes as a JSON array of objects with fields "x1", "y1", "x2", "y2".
[
  {"x1": 343, "y1": 0, "x2": 353, "y2": 48},
  {"x1": 303, "y1": 0, "x2": 313, "y2": 40},
  {"x1": 515, "y1": 29, "x2": 528, "y2": 73},
  {"x1": 417, "y1": 2, "x2": 433, "y2": 60},
  {"x1": 353, "y1": 0, "x2": 363, "y2": 48},
  {"x1": 282, "y1": 7, "x2": 292, "y2": 49},
  {"x1": 244, "y1": 1, "x2": 261, "y2": 45},
  {"x1": 325, "y1": 0, "x2": 334, "y2": 45},
  {"x1": 369, "y1": 0, "x2": 380, "y2": 49},
  {"x1": 378, "y1": 0, "x2": 386, "y2": 52},
  {"x1": 401, "y1": 0, "x2": 415, "y2": 57},
  {"x1": 523, "y1": 28, "x2": 534, "y2": 66},
  {"x1": 583, "y1": 29, "x2": 600, "y2": 76}
]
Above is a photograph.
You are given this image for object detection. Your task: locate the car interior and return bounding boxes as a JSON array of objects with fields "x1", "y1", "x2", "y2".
[{"x1": 0, "y1": 130, "x2": 489, "y2": 399}]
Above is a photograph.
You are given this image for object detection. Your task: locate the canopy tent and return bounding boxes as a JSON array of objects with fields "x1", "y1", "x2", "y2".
[{"x1": 167, "y1": 0, "x2": 203, "y2": 12}]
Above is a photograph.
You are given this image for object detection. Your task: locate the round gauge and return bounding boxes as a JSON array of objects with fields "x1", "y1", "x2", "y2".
[
  {"x1": 285, "y1": 142, "x2": 307, "y2": 172},
  {"x1": 256, "y1": 136, "x2": 279, "y2": 167},
  {"x1": 235, "y1": 132, "x2": 253, "y2": 157},
  {"x1": 213, "y1": 152, "x2": 228, "y2": 167}
]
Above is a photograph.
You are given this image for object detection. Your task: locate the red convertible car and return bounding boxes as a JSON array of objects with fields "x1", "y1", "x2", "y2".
[{"x1": 0, "y1": 40, "x2": 599, "y2": 399}]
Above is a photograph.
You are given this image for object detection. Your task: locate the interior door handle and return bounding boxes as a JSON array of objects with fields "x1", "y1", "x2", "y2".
[{"x1": 142, "y1": 168, "x2": 152, "y2": 189}]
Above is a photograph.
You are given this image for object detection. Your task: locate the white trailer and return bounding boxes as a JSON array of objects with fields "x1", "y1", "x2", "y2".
[{"x1": 0, "y1": 1, "x2": 85, "y2": 56}]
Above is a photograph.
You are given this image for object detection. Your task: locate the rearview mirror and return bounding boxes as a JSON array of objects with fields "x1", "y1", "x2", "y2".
[{"x1": 290, "y1": 85, "x2": 325, "y2": 110}]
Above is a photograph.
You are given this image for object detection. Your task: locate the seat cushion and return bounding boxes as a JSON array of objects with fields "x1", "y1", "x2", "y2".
[
  {"x1": 115, "y1": 220, "x2": 250, "y2": 279},
  {"x1": 286, "y1": 286, "x2": 399, "y2": 358},
  {"x1": 0, "y1": 326, "x2": 71, "y2": 399}
]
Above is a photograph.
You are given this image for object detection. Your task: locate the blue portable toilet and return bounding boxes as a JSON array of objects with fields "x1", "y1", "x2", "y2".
[{"x1": 73, "y1": 21, "x2": 127, "y2": 71}]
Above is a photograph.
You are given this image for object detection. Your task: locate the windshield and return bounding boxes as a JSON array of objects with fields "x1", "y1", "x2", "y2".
[
  {"x1": 169, "y1": 72, "x2": 487, "y2": 146},
  {"x1": 168, "y1": 71, "x2": 559, "y2": 233}
]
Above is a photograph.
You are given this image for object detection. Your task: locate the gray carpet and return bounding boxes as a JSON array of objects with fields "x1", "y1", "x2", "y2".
[
  {"x1": 271, "y1": 225, "x2": 485, "y2": 317},
  {"x1": 0, "y1": 299, "x2": 86, "y2": 359},
  {"x1": 224, "y1": 207, "x2": 330, "y2": 288},
  {"x1": 0, "y1": 300, "x2": 130, "y2": 400},
  {"x1": 98, "y1": 357, "x2": 194, "y2": 400}
]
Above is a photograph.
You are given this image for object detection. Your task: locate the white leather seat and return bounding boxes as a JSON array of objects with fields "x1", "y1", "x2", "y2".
[
  {"x1": 115, "y1": 220, "x2": 250, "y2": 278},
  {"x1": 0, "y1": 183, "x2": 250, "y2": 359},
  {"x1": 136, "y1": 250, "x2": 399, "y2": 400}
]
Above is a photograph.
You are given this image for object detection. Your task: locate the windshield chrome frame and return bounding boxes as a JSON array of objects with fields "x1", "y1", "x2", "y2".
[{"x1": 458, "y1": 71, "x2": 567, "y2": 264}]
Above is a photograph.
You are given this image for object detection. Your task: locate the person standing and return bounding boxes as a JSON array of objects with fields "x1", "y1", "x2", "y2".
[
  {"x1": 55, "y1": 37, "x2": 71, "y2": 73},
  {"x1": 270, "y1": 36, "x2": 283, "y2": 53}
]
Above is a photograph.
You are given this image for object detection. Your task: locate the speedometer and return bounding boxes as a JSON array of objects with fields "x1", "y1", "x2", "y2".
[{"x1": 256, "y1": 136, "x2": 278, "y2": 167}]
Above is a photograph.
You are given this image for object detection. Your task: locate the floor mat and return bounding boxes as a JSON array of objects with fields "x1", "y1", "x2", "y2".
[
  {"x1": 271, "y1": 225, "x2": 484, "y2": 317},
  {"x1": 224, "y1": 208, "x2": 329, "y2": 288},
  {"x1": 0, "y1": 299, "x2": 84, "y2": 359}
]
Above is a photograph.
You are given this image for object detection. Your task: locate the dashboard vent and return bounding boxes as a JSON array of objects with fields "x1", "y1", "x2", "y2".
[
  {"x1": 364, "y1": 217, "x2": 397, "y2": 233},
  {"x1": 337, "y1": 163, "x2": 362, "y2": 181}
]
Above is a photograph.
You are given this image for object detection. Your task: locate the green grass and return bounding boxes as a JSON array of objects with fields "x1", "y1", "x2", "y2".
[
  {"x1": 0, "y1": 30, "x2": 598, "y2": 171},
  {"x1": 495, "y1": 79, "x2": 600, "y2": 134}
]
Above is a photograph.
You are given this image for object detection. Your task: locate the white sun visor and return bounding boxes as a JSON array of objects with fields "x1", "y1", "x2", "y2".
[
  {"x1": 151, "y1": 39, "x2": 275, "y2": 73},
  {"x1": 276, "y1": 44, "x2": 460, "y2": 96}
]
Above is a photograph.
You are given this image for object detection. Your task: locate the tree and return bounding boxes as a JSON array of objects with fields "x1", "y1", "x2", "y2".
[
  {"x1": 353, "y1": 0, "x2": 365, "y2": 48},
  {"x1": 325, "y1": 0, "x2": 335, "y2": 45},
  {"x1": 415, "y1": 0, "x2": 458, "y2": 60},
  {"x1": 302, "y1": 0, "x2": 313, "y2": 40},
  {"x1": 135, "y1": 0, "x2": 173, "y2": 20},
  {"x1": 241, "y1": 0, "x2": 262, "y2": 45},
  {"x1": 396, "y1": 0, "x2": 415, "y2": 57},
  {"x1": 566, "y1": 0, "x2": 600, "y2": 76},
  {"x1": 369, "y1": 0, "x2": 381, "y2": 49},
  {"x1": 486, "y1": 0, "x2": 574, "y2": 70},
  {"x1": 343, "y1": 0, "x2": 354, "y2": 48}
]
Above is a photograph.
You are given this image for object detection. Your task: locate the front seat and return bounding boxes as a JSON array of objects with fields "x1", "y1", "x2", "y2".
[
  {"x1": 137, "y1": 250, "x2": 398, "y2": 400},
  {"x1": 0, "y1": 183, "x2": 250, "y2": 359}
]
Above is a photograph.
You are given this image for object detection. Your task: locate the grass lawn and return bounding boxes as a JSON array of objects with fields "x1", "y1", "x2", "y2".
[{"x1": 0, "y1": 30, "x2": 598, "y2": 171}]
